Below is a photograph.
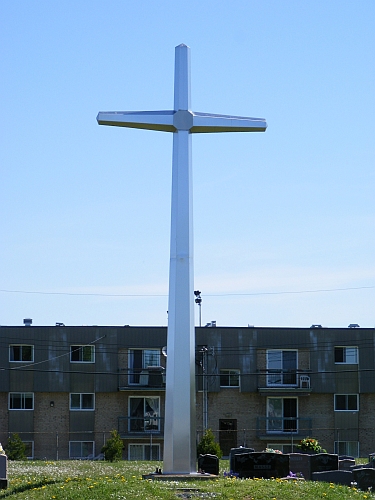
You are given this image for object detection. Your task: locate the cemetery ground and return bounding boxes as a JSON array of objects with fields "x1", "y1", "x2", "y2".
[{"x1": 1, "y1": 459, "x2": 374, "y2": 500}]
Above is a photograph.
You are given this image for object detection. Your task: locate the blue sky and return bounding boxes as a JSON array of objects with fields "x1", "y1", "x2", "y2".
[{"x1": 1, "y1": 1, "x2": 374, "y2": 328}]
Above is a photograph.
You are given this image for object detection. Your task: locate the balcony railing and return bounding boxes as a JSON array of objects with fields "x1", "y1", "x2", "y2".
[
  {"x1": 258, "y1": 370, "x2": 311, "y2": 390},
  {"x1": 118, "y1": 416, "x2": 164, "y2": 438},
  {"x1": 118, "y1": 367, "x2": 166, "y2": 390},
  {"x1": 256, "y1": 417, "x2": 312, "y2": 439}
]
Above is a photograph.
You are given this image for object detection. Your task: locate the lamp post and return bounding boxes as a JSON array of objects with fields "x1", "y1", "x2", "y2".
[{"x1": 194, "y1": 290, "x2": 202, "y2": 327}]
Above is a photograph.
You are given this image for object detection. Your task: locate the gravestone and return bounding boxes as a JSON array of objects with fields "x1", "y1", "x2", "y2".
[
  {"x1": 312, "y1": 470, "x2": 353, "y2": 486},
  {"x1": 351, "y1": 462, "x2": 374, "y2": 471},
  {"x1": 198, "y1": 454, "x2": 219, "y2": 476},
  {"x1": 289, "y1": 453, "x2": 311, "y2": 480},
  {"x1": 310, "y1": 453, "x2": 339, "y2": 474},
  {"x1": 339, "y1": 458, "x2": 356, "y2": 470},
  {"x1": 234, "y1": 452, "x2": 289, "y2": 479},
  {"x1": 229, "y1": 447, "x2": 254, "y2": 473},
  {"x1": 353, "y1": 468, "x2": 375, "y2": 491},
  {"x1": 0, "y1": 455, "x2": 8, "y2": 489}
]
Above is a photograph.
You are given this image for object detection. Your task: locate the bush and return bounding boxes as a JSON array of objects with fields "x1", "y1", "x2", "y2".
[
  {"x1": 197, "y1": 429, "x2": 222, "y2": 459},
  {"x1": 297, "y1": 437, "x2": 327, "y2": 454},
  {"x1": 5, "y1": 433, "x2": 27, "y2": 460},
  {"x1": 101, "y1": 430, "x2": 123, "y2": 462}
]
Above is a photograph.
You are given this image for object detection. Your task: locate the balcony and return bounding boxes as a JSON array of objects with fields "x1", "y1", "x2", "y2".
[
  {"x1": 256, "y1": 416, "x2": 312, "y2": 440},
  {"x1": 258, "y1": 370, "x2": 311, "y2": 395},
  {"x1": 118, "y1": 366, "x2": 165, "y2": 391},
  {"x1": 118, "y1": 416, "x2": 164, "y2": 438}
]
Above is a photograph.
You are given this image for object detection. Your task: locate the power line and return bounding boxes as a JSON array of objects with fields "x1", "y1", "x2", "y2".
[{"x1": 1, "y1": 284, "x2": 375, "y2": 298}]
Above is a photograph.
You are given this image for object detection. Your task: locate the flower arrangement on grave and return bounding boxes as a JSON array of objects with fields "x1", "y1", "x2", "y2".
[
  {"x1": 0, "y1": 443, "x2": 4, "y2": 455},
  {"x1": 264, "y1": 447, "x2": 283, "y2": 454},
  {"x1": 296, "y1": 437, "x2": 326, "y2": 454}
]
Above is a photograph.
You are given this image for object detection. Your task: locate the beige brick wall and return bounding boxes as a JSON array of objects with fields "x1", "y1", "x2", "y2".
[
  {"x1": 34, "y1": 393, "x2": 69, "y2": 459},
  {"x1": 359, "y1": 393, "x2": 375, "y2": 457},
  {"x1": 0, "y1": 393, "x2": 8, "y2": 447}
]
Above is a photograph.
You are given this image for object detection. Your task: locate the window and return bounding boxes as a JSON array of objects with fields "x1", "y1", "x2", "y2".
[
  {"x1": 24, "y1": 441, "x2": 34, "y2": 459},
  {"x1": 128, "y1": 349, "x2": 161, "y2": 384},
  {"x1": 9, "y1": 345, "x2": 34, "y2": 362},
  {"x1": 70, "y1": 345, "x2": 95, "y2": 363},
  {"x1": 9, "y1": 392, "x2": 34, "y2": 410},
  {"x1": 69, "y1": 441, "x2": 94, "y2": 459},
  {"x1": 220, "y1": 369, "x2": 240, "y2": 387},
  {"x1": 267, "y1": 397, "x2": 297, "y2": 433},
  {"x1": 128, "y1": 444, "x2": 160, "y2": 460},
  {"x1": 334, "y1": 347, "x2": 358, "y2": 364},
  {"x1": 267, "y1": 350, "x2": 297, "y2": 386},
  {"x1": 334, "y1": 441, "x2": 359, "y2": 457},
  {"x1": 70, "y1": 393, "x2": 95, "y2": 410},
  {"x1": 129, "y1": 397, "x2": 160, "y2": 432},
  {"x1": 334, "y1": 394, "x2": 359, "y2": 411}
]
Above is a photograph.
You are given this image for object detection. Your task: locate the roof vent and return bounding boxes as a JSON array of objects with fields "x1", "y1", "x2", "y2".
[
  {"x1": 348, "y1": 323, "x2": 360, "y2": 328},
  {"x1": 310, "y1": 324, "x2": 322, "y2": 328},
  {"x1": 23, "y1": 318, "x2": 32, "y2": 327}
]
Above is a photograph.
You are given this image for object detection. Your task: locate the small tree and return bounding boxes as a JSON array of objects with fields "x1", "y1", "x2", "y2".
[
  {"x1": 101, "y1": 430, "x2": 123, "y2": 462},
  {"x1": 197, "y1": 429, "x2": 222, "y2": 458},
  {"x1": 5, "y1": 433, "x2": 27, "y2": 460}
]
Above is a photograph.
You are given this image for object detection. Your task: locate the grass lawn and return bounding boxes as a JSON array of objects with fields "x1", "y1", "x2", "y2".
[{"x1": 0, "y1": 459, "x2": 374, "y2": 499}]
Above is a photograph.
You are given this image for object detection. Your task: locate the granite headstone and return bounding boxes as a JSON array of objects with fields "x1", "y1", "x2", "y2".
[{"x1": 233, "y1": 452, "x2": 289, "y2": 479}]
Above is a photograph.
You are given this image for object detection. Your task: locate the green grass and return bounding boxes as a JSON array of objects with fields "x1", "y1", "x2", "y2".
[{"x1": 0, "y1": 460, "x2": 374, "y2": 499}]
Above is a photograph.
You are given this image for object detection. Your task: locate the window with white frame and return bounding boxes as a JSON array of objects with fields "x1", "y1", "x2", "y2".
[
  {"x1": 70, "y1": 345, "x2": 95, "y2": 363},
  {"x1": 128, "y1": 349, "x2": 161, "y2": 384},
  {"x1": 70, "y1": 393, "x2": 95, "y2": 410},
  {"x1": 334, "y1": 347, "x2": 358, "y2": 364},
  {"x1": 128, "y1": 444, "x2": 160, "y2": 460},
  {"x1": 9, "y1": 345, "x2": 34, "y2": 362},
  {"x1": 69, "y1": 441, "x2": 94, "y2": 459},
  {"x1": 220, "y1": 369, "x2": 240, "y2": 387},
  {"x1": 9, "y1": 392, "x2": 34, "y2": 410},
  {"x1": 334, "y1": 394, "x2": 359, "y2": 411},
  {"x1": 334, "y1": 441, "x2": 359, "y2": 457},
  {"x1": 267, "y1": 350, "x2": 297, "y2": 386},
  {"x1": 129, "y1": 397, "x2": 160, "y2": 432}
]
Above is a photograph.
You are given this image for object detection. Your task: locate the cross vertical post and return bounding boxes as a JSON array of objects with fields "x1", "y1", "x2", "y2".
[{"x1": 96, "y1": 43, "x2": 266, "y2": 475}]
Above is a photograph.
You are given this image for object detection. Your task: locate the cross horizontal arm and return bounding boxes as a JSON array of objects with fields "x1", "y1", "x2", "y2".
[
  {"x1": 190, "y1": 111, "x2": 267, "y2": 133},
  {"x1": 97, "y1": 110, "x2": 175, "y2": 132}
]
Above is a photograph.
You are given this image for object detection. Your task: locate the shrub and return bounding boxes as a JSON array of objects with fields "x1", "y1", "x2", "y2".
[
  {"x1": 5, "y1": 433, "x2": 27, "y2": 460},
  {"x1": 197, "y1": 428, "x2": 222, "y2": 459},
  {"x1": 101, "y1": 430, "x2": 123, "y2": 462},
  {"x1": 297, "y1": 437, "x2": 327, "y2": 454}
]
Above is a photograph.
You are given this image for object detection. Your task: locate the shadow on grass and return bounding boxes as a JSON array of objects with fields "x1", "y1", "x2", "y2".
[{"x1": 0, "y1": 478, "x2": 60, "y2": 497}]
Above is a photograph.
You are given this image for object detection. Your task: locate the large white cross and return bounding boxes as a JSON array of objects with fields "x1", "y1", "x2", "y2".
[{"x1": 97, "y1": 44, "x2": 266, "y2": 474}]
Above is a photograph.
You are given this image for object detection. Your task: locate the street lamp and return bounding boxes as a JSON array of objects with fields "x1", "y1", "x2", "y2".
[{"x1": 194, "y1": 290, "x2": 202, "y2": 327}]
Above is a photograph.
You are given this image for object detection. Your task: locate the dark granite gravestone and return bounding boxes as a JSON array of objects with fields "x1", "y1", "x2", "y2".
[
  {"x1": 310, "y1": 453, "x2": 339, "y2": 474},
  {"x1": 0, "y1": 455, "x2": 8, "y2": 489},
  {"x1": 289, "y1": 453, "x2": 312, "y2": 480},
  {"x1": 351, "y1": 462, "x2": 374, "y2": 471},
  {"x1": 339, "y1": 458, "x2": 356, "y2": 470},
  {"x1": 353, "y1": 468, "x2": 375, "y2": 491},
  {"x1": 233, "y1": 452, "x2": 289, "y2": 479},
  {"x1": 229, "y1": 447, "x2": 254, "y2": 473},
  {"x1": 312, "y1": 470, "x2": 353, "y2": 486},
  {"x1": 198, "y1": 454, "x2": 219, "y2": 476}
]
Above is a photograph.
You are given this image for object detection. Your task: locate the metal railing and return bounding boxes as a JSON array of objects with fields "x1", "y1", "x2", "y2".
[
  {"x1": 257, "y1": 370, "x2": 311, "y2": 389},
  {"x1": 118, "y1": 416, "x2": 164, "y2": 437},
  {"x1": 256, "y1": 417, "x2": 312, "y2": 438},
  {"x1": 118, "y1": 367, "x2": 166, "y2": 390}
]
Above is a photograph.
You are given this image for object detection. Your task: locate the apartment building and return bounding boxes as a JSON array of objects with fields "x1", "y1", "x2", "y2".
[{"x1": 0, "y1": 324, "x2": 373, "y2": 459}]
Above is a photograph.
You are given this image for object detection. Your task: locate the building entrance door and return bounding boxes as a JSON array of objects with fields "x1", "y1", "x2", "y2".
[{"x1": 219, "y1": 419, "x2": 237, "y2": 457}]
